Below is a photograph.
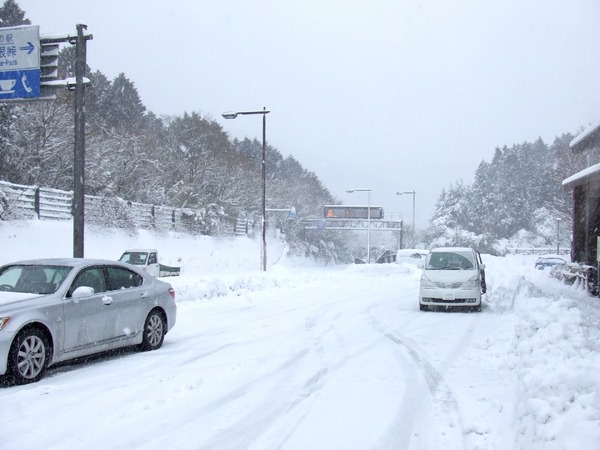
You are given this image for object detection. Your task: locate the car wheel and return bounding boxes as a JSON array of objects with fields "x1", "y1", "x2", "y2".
[
  {"x1": 7, "y1": 328, "x2": 50, "y2": 385},
  {"x1": 140, "y1": 310, "x2": 166, "y2": 351}
]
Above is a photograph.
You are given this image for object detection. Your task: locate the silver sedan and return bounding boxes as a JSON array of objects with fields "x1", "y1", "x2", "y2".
[{"x1": 0, "y1": 258, "x2": 177, "y2": 385}]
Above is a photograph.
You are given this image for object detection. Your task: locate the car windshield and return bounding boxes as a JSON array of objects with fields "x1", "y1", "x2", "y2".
[
  {"x1": 120, "y1": 252, "x2": 148, "y2": 265},
  {"x1": 425, "y1": 251, "x2": 475, "y2": 270},
  {"x1": 0, "y1": 264, "x2": 73, "y2": 294}
]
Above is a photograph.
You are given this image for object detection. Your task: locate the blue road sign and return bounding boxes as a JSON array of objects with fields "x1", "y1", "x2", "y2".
[
  {"x1": 0, "y1": 25, "x2": 40, "y2": 99},
  {"x1": 0, "y1": 69, "x2": 40, "y2": 98}
]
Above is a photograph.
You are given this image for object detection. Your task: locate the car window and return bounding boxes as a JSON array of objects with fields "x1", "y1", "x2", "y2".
[
  {"x1": 148, "y1": 253, "x2": 157, "y2": 264},
  {"x1": 106, "y1": 266, "x2": 143, "y2": 290},
  {"x1": 0, "y1": 265, "x2": 71, "y2": 294},
  {"x1": 68, "y1": 267, "x2": 107, "y2": 296},
  {"x1": 0, "y1": 266, "x2": 23, "y2": 290}
]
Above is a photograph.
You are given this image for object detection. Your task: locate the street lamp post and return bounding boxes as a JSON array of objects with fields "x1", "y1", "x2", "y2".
[
  {"x1": 397, "y1": 191, "x2": 416, "y2": 246},
  {"x1": 346, "y1": 188, "x2": 373, "y2": 263},
  {"x1": 556, "y1": 217, "x2": 562, "y2": 254},
  {"x1": 222, "y1": 107, "x2": 271, "y2": 271}
]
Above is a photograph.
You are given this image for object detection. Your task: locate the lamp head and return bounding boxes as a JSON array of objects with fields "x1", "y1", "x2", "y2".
[{"x1": 222, "y1": 112, "x2": 238, "y2": 119}]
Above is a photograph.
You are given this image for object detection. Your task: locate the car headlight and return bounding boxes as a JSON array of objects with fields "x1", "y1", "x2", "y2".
[
  {"x1": 420, "y1": 275, "x2": 436, "y2": 289},
  {"x1": 461, "y1": 275, "x2": 480, "y2": 290},
  {"x1": 0, "y1": 317, "x2": 11, "y2": 331}
]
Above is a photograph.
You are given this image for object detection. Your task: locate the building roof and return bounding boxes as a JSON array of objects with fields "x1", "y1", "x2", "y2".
[
  {"x1": 570, "y1": 121, "x2": 600, "y2": 153},
  {"x1": 562, "y1": 162, "x2": 600, "y2": 188}
]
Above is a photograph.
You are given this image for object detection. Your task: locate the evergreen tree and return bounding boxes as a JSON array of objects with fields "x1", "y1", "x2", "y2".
[
  {"x1": 0, "y1": 0, "x2": 30, "y2": 27},
  {"x1": 103, "y1": 73, "x2": 146, "y2": 131},
  {"x1": 86, "y1": 70, "x2": 112, "y2": 129}
]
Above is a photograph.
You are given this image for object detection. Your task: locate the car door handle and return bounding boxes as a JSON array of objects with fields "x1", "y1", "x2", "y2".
[
  {"x1": 102, "y1": 296, "x2": 113, "y2": 305},
  {"x1": 140, "y1": 292, "x2": 148, "y2": 299}
]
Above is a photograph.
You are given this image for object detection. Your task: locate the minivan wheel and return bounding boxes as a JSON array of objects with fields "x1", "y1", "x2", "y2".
[
  {"x1": 140, "y1": 310, "x2": 166, "y2": 351},
  {"x1": 7, "y1": 328, "x2": 49, "y2": 385}
]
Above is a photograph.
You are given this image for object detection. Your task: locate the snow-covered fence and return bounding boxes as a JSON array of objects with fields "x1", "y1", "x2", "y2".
[
  {"x1": 0, "y1": 182, "x2": 72, "y2": 220},
  {"x1": 86, "y1": 195, "x2": 137, "y2": 229},
  {"x1": 234, "y1": 217, "x2": 254, "y2": 236},
  {"x1": 127, "y1": 201, "x2": 154, "y2": 228},
  {"x1": 0, "y1": 180, "x2": 246, "y2": 236},
  {"x1": 508, "y1": 248, "x2": 570, "y2": 256},
  {"x1": 153, "y1": 205, "x2": 175, "y2": 229},
  {"x1": 0, "y1": 181, "x2": 37, "y2": 218},
  {"x1": 39, "y1": 187, "x2": 72, "y2": 220}
]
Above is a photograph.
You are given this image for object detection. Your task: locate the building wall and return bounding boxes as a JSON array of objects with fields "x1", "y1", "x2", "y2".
[{"x1": 572, "y1": 179, "x2": 600, "y2": 265}]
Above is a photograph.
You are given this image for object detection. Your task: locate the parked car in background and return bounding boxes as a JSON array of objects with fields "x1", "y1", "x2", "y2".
[
  {"x1": 119, "y1": 249, "x2": 180, "y2": 277},
  {"x1": 395, "y1": 249, "x2": 429, "y2": 267},
  {"x1": 535, "y1": 256, "x2": 567, "y2": 270},
  {"x1": 0, "y1": 258, "x2": 177, "y2": 385},
  {"x1": 419, "y1": 247, "x2": 486, "y2": 312}
]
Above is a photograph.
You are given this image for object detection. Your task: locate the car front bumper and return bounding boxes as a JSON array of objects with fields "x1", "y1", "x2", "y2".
[{"x1": 419, "y1": 287, "x2": 481, "y2": 307}]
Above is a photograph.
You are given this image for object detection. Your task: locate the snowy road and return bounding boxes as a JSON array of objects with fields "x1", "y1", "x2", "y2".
[{"x1": 1, "y1": 263, "x2": 522, "y2": 449}]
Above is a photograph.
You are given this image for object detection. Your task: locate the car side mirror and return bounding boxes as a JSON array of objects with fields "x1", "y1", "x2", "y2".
[
  {"x1": 480, "y1": 264, "x2": 486, "y2": 270},
  {"x1": 72, "y1": 286, "x2": 94, "y2": 302}
]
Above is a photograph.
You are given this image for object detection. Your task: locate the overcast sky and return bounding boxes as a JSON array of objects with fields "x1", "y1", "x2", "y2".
[{"x1": 19, "y1": 0, "x2": 600, "y2": 227}]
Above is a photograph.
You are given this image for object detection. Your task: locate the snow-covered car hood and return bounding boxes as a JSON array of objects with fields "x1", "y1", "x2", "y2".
[{"x1": 0, "y1": 292, "x2": 44, "y2": 305}]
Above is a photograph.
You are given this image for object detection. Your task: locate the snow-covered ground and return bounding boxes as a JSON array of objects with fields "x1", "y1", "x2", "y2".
[{"x1": 1, "y1": 220, "x2": 599, "y2": 449}]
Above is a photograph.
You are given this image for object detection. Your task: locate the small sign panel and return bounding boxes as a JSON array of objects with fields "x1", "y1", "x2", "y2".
[{"x1": 0, "y1": 25, "x2": 40, "y2": 99}]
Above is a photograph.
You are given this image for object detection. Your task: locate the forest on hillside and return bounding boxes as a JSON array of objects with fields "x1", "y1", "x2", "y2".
[
  {"x1": 0, "y1": 0, "x2": 595, "y2": 259},
  {"x1": 426, "y1": 133, "x2": 600, "y2": 253}
]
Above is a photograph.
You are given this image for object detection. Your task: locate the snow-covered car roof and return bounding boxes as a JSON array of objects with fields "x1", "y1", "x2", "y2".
[
  {"x1": 429, "y1": 247, "x2": 475, "y2": 253},
  {"x1": 2, "y1": 258, "x2": 116, "y2": 267}
]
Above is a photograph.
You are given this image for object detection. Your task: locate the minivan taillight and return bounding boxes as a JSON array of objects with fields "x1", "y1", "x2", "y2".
[{"x1": 169, "y1": 288, "x2": 176, "y2": 299}]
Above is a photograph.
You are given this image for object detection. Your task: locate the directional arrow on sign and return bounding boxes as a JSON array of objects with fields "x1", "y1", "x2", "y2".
[{"x1": 19, "y1": 42, "x2": 35, "y2": 54}]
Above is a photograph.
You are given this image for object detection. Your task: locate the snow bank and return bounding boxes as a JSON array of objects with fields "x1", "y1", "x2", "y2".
[
  {"x1": 512, "y1": 293, "x2": 600, "y2": 449},
  {"x1": 484, "y1": 254, "x2": 600, "y2": 449},
  {"x1": 0, "y1": 219, "x2": 311, "y2": 274}
]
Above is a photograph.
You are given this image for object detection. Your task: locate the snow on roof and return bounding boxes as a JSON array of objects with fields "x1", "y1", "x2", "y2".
[
  {"x1": 570, "y1": 120, "x2": 600, "y2": 153},
  {"x1": 430, "y1": 246, "x2": 474, "y2": 252},
  {"x1": 562, "y1": 161, "x2": 600, "y2": 188}
]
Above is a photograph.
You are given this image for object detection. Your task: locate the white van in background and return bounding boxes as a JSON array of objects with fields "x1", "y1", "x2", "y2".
[{"x1": 419, "y1": 247, "x2": 486, "y2": 312}]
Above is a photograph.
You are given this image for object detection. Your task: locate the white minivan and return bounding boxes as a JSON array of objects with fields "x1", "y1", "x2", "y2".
[{"x1": 419, "y1": 247, "x2": 486, "y2": 312}]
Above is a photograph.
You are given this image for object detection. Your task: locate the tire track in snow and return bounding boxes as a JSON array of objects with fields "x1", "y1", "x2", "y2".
[
  {"x1": 117, "y1": 347, "x2": 312, "y2": 449},
  {"x1": 367, "y1": 315, "x2": 470, "y2": 449},
  {"x1": 196, "y1": 304, "x2": 339, "y2": 449}
]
